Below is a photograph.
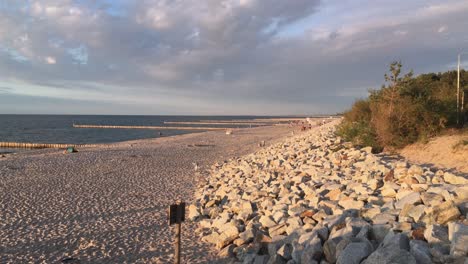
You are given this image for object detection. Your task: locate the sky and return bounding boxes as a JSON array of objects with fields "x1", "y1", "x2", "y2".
[{"x1": 1, "y1": 0, "x2": 468, "y2": 115}]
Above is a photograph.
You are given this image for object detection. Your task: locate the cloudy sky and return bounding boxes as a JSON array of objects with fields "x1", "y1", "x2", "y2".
[{"x1": 1, "y1": 0, "x2": 468, "y2": 115}]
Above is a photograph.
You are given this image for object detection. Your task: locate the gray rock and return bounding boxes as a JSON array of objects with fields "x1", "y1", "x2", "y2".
[
  {"x1": 336, "y1": 241, "x2": 373, "y2": 264},
  {"x1": 301, "y1": 236, "x2": 323, "y2": 263},
  {"x1": 448, "y1": 222, "x2": 468, "y2": 257},
  {"x1": 381, "y1": 232, "x2": 410, "y2": 251},
  {"x1": 370, "y1": 224, "x2": 391, "y2": 243},
  {"x1": 219, "y1": 244, "x2": 236, "y2": 258},
  {"x1": 409, "y1": 240, "x2": 431, "y2": 264},
  {"x1": 424, "y1": 224, "x2": 449, "y2": 244},
  {"x1": 253, "y1": 254, "x2": 269, "y2": 264},
  {"x1": 362, "y1": 248, "x2": 416, "y2": 264},
  {"x1": 277, "y1": 243, "x2": 293, "y2": 260},
  {"x1": 323, "y1": 237, "x2": 342, "y2": 263}
]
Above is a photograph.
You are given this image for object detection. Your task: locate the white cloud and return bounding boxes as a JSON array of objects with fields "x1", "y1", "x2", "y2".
[
  {"x1": 438, "y1": 26, "x2": 447, "y2": 33},
  {"x1": 45, "y1": 56, "x2": 56, "y2": 64},
  {"x1": 0, "y1": 0, "x2": 467, "y2": 114}
]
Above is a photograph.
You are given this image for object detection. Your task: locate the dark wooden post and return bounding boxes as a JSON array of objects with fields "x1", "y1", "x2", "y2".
[{"x1": 169, "y1": 201, "x2": 185, "y2": 264}]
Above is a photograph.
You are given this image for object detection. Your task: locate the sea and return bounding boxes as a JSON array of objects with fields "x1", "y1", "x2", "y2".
[{"x1": 0, "y1": 115, "x2": 289, "y2": 153}]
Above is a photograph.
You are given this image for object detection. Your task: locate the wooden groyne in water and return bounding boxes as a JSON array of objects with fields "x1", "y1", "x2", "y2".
[
  {"x1": 0, "y1": 142, "x2": 97, "y2": 149},
  {"x1": 73, "y1": 124, "x2": 228, "y2": 131},
  {"x1": 163, "y1": 121, "x2": 269, "y2": 126}
]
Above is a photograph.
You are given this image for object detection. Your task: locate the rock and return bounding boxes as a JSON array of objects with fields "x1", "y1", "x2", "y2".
[
  {"x1": 336, "y1": 241, "x2": 373, "y2": 264},
  {"x1": 216, "y1": 224, "x2": 240, "y2": 249},
  {"x1": 410, "y1": 227, "x2": 425, "y2": 240},
  {"x1": 277, "y1": 243, "x2": 293, "y2": 260},
  {"x1": 432, "y1": 201, "x2": 461, "y2": 225},
  {"x1": 372, "y1": 213, "x2": 396, "y2": 225},
  {"x1": 381, "y1": 187, "x2": 397, "y2": 197},
  {"x1": 253, "y1": 254, "x2": 269, "y2": 264},
  {"x1": 382, "y1": 232, "x2": 410, "y2": 251},
  {"x1": 362, "y1": 248, "x2": 416, "y2": 264},
  {"x1": 395, "y1": 192, "x2": 421, "y2": 209},
  {"x1": 188, "y1": 204, "x2": 201, "y2": 220},
  {"x1": 235, "y1": 229, "x2": 255, "y2": 246},
  {"x1": 370, "y1": 225, "x2": 391, "y2": 243},
  {"x1": 323, "y1": 237, "x2": 342, "y2": 263},
  {"x1": 219, "y1": 244, "x2": 236, "y2": 258},
  {"x1": 420, "y1": 192, "x2": 444, "y2": 207},
  {"x1": 448, "y1": 222, "x2": 468, "y2": 257},
  {"x1": 409, "y1": 240, "x2": 431, "y2": 264},
  {"x1": 301, "y1": 236, "x2": 323, "y2": 263},
  {"x1": 338, "y1": 198, "x2": 364, "y2": 210},
  {"x1": 407, "y1": 204, "x2": 426, "y2": 222},
  {"x1": 424, "y1": 224, "x2": 449, "y2": 244},
  {"x1": 393, "y1": 222, "x2": 412, "y2": 232},
  {"x1": 443, "y1": 172, "x2": 468, "y2": 184},
  {"x1": 259, "y1": 215, "x2": 277, "y2": 228},
  {"x1": 408, "y1": 165, "x2": 424, "y2": 176}
]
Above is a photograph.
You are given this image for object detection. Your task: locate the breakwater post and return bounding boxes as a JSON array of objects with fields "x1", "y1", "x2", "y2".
[
  {"x1": 73, "y1": 124, "x2": 228, "y2": 131},
  {"x1": 0, "y1": 142, "x2": 96, "y2": 149}
]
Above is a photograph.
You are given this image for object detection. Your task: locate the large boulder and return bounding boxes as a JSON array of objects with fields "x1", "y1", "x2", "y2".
[{"x1": 336, "y1": 240, "x2": 373, "y2": 264}]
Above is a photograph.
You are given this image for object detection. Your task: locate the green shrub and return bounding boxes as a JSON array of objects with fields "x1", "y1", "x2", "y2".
[{"x1": 338, "y1": 61, "x2": 465, "y2": 152}]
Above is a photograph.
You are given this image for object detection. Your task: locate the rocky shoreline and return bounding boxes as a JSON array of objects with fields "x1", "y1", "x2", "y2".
[{"x1": 190, "y1": 120, "x2": 468, "y2": 263}]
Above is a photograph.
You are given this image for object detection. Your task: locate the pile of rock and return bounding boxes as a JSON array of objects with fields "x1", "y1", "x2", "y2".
[{"x1": 190, "y1": 120, "x2": 467, "y2": 264}]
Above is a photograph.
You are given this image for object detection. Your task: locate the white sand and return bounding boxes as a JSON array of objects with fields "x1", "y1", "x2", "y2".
[{"x1": 0, "y1": 125, "x2": 295, "y2": 263}]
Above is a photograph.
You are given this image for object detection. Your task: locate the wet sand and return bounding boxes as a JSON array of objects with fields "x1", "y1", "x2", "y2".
[{"x1": 0, "y1": 125, "x2": 295, "y2": 263}]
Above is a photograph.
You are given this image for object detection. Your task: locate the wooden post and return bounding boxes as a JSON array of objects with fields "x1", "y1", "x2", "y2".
[
  {"x1": 174, "y1": 219, "x2": 181, "y2": 264},
  {"x1": 169, "y1": 201, "x2": 185, "y2": 264}
]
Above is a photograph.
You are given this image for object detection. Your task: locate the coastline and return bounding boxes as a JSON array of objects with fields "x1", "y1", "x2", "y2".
[
  {"x1": 0, "y1": 124, "x2": 299, "y2": 263},
  {"x1": 191, "y1": 120, "x2": 467, "y2": 263}
]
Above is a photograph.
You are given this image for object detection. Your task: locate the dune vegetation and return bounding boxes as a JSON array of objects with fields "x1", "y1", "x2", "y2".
[{"x1": 337, "y1": 61, "x2": 468, "y2": 152}]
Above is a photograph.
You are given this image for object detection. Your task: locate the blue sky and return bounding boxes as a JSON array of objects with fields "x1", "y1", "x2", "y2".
[{"x1": 0, "y1": 0, "x2": 468, "y2": 115}]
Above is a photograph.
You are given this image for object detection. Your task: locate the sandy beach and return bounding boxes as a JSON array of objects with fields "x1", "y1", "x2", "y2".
[{"x1": 0, "y1": 125, "x2": 295, "y2": 263}]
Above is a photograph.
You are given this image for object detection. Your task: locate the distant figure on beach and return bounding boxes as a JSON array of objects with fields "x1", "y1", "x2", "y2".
[{"x1": 158, "y1": 132, "x2": 163, "y2": 136}]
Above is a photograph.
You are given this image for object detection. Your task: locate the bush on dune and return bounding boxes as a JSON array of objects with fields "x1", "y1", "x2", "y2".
[{"x1": 337, "y1": 61, "x2": 465, "y2": 152}]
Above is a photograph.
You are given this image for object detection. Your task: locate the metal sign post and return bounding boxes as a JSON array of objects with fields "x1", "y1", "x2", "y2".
[{"x1": 169, "y1": 201, "x2": 185, "y2": 264}]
